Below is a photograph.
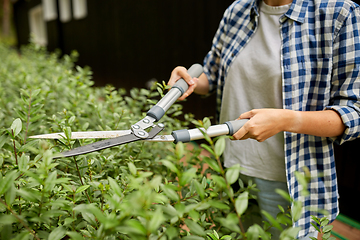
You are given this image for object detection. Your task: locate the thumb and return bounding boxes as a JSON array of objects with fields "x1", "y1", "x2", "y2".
[{"x1": 239, "y1": 110, "x2": 254, "y2": 120}]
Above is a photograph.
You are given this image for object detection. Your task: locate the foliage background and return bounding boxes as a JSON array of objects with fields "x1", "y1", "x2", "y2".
[{"x1": 0, "y1": 42, "x2": 333, "y2": 240}]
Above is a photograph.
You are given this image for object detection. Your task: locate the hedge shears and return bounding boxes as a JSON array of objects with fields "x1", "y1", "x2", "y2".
[{"x1": 30, "y1": 64, "x2": 247, "y2": 158}]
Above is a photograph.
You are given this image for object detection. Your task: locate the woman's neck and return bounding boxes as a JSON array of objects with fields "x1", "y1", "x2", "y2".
[{"x1": 263, "y1": 0, "x2": 293, "y2": 6}]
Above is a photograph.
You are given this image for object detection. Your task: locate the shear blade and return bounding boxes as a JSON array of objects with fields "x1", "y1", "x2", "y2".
[
  {"x1": 29, "y1": 130, "x2": 132, "y2": 139},
  {"x1": 56, "y1": 133, "x2": 140, "y2": 158},
  {"x1": 55, "y1": 125, "x2": 164, "y2": 158}
]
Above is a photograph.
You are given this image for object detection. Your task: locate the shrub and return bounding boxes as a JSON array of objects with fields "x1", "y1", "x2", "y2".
[{"x1": 0, "y1": 42, "x2": 333, "y2": 240}]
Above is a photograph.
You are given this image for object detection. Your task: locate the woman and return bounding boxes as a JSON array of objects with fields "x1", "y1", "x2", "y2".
[{"x1": 168, "y1": 0, "x2": 360, "y2": 239}]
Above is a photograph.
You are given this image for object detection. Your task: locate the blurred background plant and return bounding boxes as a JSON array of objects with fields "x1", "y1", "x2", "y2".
[
  {"x1": 0, "y1": 42, "x2": 334, "y2": 239},
  {"x1": 0, "y1": 0, "x2": 16, "y2": 45}
]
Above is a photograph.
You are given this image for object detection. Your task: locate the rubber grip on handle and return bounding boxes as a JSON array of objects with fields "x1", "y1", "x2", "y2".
[
  {"x1": 225, "y1": 119, "x2": 248, "y2": 135},
  {"x1": 172, "y1": 63, "x2": 203, "y2": 95},
  {"x1": 171, "y1": 129, "x2": 191, "y2": 144}
]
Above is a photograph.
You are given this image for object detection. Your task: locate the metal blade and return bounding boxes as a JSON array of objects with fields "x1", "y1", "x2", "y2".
[
  {"x1": 56, "y1": 133, "x2": 140, "y2": 158},
  {"x1": 29, "y1": 130, "x2": 132, "y2": 139},
  {"x1": 144, "y1": 135, "x2": 175, "y2": 142},
  {"x1": 55, "y1": 125, "x2": 164, "y2": 158}
]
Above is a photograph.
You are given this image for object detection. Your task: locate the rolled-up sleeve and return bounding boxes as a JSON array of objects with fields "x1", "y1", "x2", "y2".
[{"x1": 326, "y1": 6, "x2": 360, "y2": 144}]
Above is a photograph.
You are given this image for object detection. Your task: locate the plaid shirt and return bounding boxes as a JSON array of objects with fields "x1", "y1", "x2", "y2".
[{"x1": 203, "y1": 0, "x2": 360, "y2": 237}]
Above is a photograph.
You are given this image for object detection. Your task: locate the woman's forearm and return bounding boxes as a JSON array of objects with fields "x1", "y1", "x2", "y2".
[
  {"x1": 286, "y1": 109, "x2": 346, "y2": 137},
  {"x1": 235, "y1": 109, "x2": 346, "y2": 142},
  {"x1": 194, "y1": 73, "x2": 210, "y2": 95}
]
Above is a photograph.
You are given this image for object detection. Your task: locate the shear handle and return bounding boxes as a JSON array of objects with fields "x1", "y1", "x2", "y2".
[
  {"x1": 146, "y1": 64, "x2": 203, "y2": 121},
  {"x1": 171, "y1": 119, "x2": 248, "y2": 143}
]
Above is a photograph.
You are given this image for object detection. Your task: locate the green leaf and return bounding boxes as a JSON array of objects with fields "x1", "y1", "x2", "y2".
[
  {"x1": 0, "y1": 135, "x2": 8, "y2": 149},
  {"x1": 128, "y1": 162, "x2": 137, "y2": 176},
  {"x1": 183, "y1": 236, "x2": 205, "y2": 240},
  {"x1": 247, "y1": 224, "x2": 260, "y2": 240},
  {"x1": 63, "y1": 126, "x2": 72, "y2": 140},
  {"x1": 75, "y1": 185, "x2": 90, "y2": 194},
  {"x1": 18, "y1": 140, "x2": 40, "y2": 153},
  {"x1": 125, "y1": 219, "x2": 147, "y2": 235},
  {"x1": 207, "y1": 230, "x2": 219, "y2": 240},
  {"x1": 261, "y1": 210, "x2": 283, "y2": 231},
  {"x1": 275, "y1": 188, "x2": 292, "y2": 203},
  {"x1": 203, "y1": 117, "x2": 211, "y2": 130},
  {"x1": 175, "y1": 142, "x2": 185, "y2": 159},
  {"x1": 162, "y1": 185, "x2": 179, "y2": 201},
  {"x1": 208, "y1": 200, "x2": 230, "y2": 210},
  {"x1": 81, "y1": 211, "x2": 97, "y2": 226},
  {"x1": 161, "y1": 159, "x2": 180, "y2": 175},
  {"x1": 295, "y1": 171, "x2": 310, "y2": 197},
  {"x1": 235, "y1": 191, "x2": 248, "y2": 216},
  {"x1": 189, "y1": 210, "x2": 200, "y2": 222},
  {"x1": 321, "y1": 218, "x2": 330, "y2": 227},
  {"x1": 184, "y1": 219, "x2": 206, "y2": 236},
  {"x1": 214, "y1": 137, "x2": 226, "y2": 157},
  {"x1": 292, "y1": 200, "x2": 303, "y2": 222},
  {"x1": 225, "y1": 164, "x2": 241, "y2": 185},
  {"x1": 5, "y1": 184, "x2": 16, "y2": 205},
  {"x1": 203, "y1": 157, "x2": 221, "y2": 173},
  {"x1": 108, "y1": 177, "x2": 124, "y2": 197},
  {"x1": 66, "y1": 231, "x2": 84, "y2": 240},
  {"x1": 0, "y1": 215, "x2": 18, "y2": 225},
  {"x1": 323, "y1": 232, "x2": 331, "y2": 239},
  {"x1": 10, "y1": 118, "x2": 22, "y2": 137},
  {"x1": 200, "y1": 144, "x2": 215, "y2": 157},
  {"x1": 48, "y1": 226, "x2": 66, "y2": 240},
  {"x1": 68, "y1": 116, "x2": 76, "y2": 125},
  {"x1": 219, "y1": 213, "x2": 241, "y2": 233},
  {"x1": 207, "y1": 233, "x2": 218, "y2": 240},
  {"x1": 148, "y1": 208, "x2": 165, "y2": 233},
  {"x1": 179, "y1": 168, "x2": 197, "y2": 186},
  {"x1": 322, "y1": 225, "x2": 333, "y2": 233},
  {"x1": 0, "y1": 171, "x2": 18, "y2": 195},
  {"x1": 220, "y1": 235, "x2": 233, "y2": 240},
  {"x1": 32, "y1": 88, "x2": 42, "y2": 97},
  {"x1": 211, "y1": 175, "x2": 227, "y2": 189},
  {"x1": 193, "y1": 180, "x2": 205, "y2": 200},
  {"x1": 16, "y1": 188, "x2": 41, "y2": 201},
  {"x1": 166, "y1": 226, "x2": 178, "y2": 239},
  {"x1": 311, "y1": 222, "x2": 321, "y2": 233}
]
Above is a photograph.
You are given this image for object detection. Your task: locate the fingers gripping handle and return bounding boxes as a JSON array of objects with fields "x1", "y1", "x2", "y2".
[
  {"x1": 171, "y1": 64, "x2": 203, "y2": 94},
  {"x1": 172, "y1": 119, "x2": 248, "y2": 143},
  {"x1": 225, "y1": 119, "x2": 248, "y2": 135},
  {"x1": 147, "y1": 64, "x2": 203, "y2": 121}
]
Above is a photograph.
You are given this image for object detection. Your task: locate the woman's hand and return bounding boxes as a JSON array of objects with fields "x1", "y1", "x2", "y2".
[
  {"x1": 233, "y1": 109, "x2": 291, "y2": 142},
  {"x1": 168, "y1": 66, "x2": 199, "y2": 100},
  {"x1": 233, "y1": 108, "x2": 345, "y2": 142},
  {"x1": 168, "y1": 66, "x2": 209, "y2": 100}
]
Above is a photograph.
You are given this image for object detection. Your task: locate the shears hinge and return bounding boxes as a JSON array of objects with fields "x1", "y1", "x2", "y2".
[{"x1": 131, "y1": 116, "x2": 158, "y2": 139}]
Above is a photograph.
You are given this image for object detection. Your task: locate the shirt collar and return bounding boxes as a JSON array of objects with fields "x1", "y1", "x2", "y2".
[
  {"x1": 283, "y1": 0, "x2": 309, "y2": 23},
  {"x1": 251, "y1": 0, "x2": 260, "y2": 18},
  {"x1": 251, "y1": 0, "x2": 309, "y2": 23}
]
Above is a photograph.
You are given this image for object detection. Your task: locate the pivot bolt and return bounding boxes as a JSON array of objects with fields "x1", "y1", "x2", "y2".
[{"x1": 138, "y1": 131, "x2": 146, "y2": 136}]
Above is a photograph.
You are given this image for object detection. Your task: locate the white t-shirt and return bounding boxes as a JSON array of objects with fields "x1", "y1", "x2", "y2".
[{"x1": 219, "y1": 1, "x2": 291, "y2": 182}]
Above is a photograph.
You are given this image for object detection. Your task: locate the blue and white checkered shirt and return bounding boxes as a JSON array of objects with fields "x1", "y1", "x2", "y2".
[{"x1": 203, "y1": 0, "x2": 360, "y2": 237}]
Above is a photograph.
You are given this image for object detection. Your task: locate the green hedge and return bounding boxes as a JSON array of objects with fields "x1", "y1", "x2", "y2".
[{"x1": 0, "y1": 42, "x2": 332, "y2": 240}]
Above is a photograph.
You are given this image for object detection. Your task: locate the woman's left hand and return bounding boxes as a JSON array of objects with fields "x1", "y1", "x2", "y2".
[{"x1": 233, "y1": 109, "x2": 293, "y2": 142}]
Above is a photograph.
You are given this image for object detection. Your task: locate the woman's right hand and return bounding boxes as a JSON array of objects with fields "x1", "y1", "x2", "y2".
[{"x1": 168, "y1": 66, "x2": 200, "y2": 100}]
